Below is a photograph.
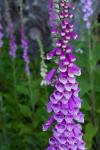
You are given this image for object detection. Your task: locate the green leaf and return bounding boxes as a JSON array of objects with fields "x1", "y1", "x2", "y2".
[
  {"x1": 78, "y1": 74, "x2": 90, "y2": 96},
  {"x1": 16, "y1": 84, "x2": 28, "y2": 95},
  {"x1": 84, "y1": 123, "x2": 98, "y2": 150},
  {"x1": 19, "y1": 104, "x2": 32, "y2": 118},
  {"x1": 17, "y1": 123, "x2": 32, "y2": 135},
  {"x1": 82, "y1": 98, "x2": 91, "y2": 111},
  {"x1": 93, "y1": 42, "x2": 100, "y2": 66}
]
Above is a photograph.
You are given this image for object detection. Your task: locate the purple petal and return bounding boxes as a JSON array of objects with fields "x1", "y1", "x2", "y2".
[{"x1": 45, "y1": 68, "x2": 56, "y2": 85}]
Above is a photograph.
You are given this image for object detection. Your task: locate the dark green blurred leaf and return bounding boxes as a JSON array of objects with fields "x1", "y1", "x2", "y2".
[
  {"x1": 84, "y1": 123, "x2": 98, "y2": 150},
  {"x1": 19, "y1": 104, "x2": 32, "y2": 119}
]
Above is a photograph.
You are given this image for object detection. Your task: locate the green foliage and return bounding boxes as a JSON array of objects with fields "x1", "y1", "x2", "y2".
[
  {"x1": 84, "y1": 123, "x2": 98, "y2": 149},
  {"x1": 74, "y1": 35, "x2": 100, "y2": 149}
]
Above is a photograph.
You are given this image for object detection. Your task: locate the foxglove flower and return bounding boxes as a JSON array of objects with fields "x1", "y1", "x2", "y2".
[
  {"x1": 43, "y1": 1, "x2": 86, "y2": 150},
  {"x1": 38, "y1": 39, "x2": 48, "y2": 86},
  {"x1": 9, "y1": 38, "x2": 17, "y2": 59},
  {"x1": 0, "y1": 13, "x2": 3, "y2": 48},
  {"x1": 21, "y1": 30, "x2": 30, "y2": 76},
  {"x1": 44, "y1": 68, "x2": 56, "y2": 85},
  {"x1": 5, "y1": 1, "x2": 17, "y2": 58},
  {"x1": 49, "y1": 0, "x2": 57, "y2": 34},
  {"x1": 19, "y1": 1, "x2": 30, "y2": 76},
  {"x1": 81, "y1": 0, "x2": 93, "y2": 29},
  {"x1": 40, "y1": 58, "x2": 48, "y2": 86}
]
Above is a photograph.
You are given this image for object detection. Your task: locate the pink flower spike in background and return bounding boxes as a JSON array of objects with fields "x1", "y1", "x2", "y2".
[
  {"x1": 5, "y1": 0, "x2": 17, "y2": 59},
  {"x1": 21, "y1": 30, "x2": 30, "y2": 76},
  {"x1": 19, "y1": 1, "x2": 30, "y2": 76},
  {"x1": 0, "y1": 18, "x2": 3, "y2": 48},
  {"x1": 0, "y1": 8, "x2": 3, "y2": 48}
]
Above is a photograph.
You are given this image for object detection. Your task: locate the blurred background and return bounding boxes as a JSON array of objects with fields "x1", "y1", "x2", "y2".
[{"x1": 0, "y1": 0, "x2": 100, "y2": 150}]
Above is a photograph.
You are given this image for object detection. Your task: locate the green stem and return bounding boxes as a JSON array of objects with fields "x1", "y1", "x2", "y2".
[
  {"x1": 12, "y1": 59, "x2": 20, "y2": 117},
  {"x1": 27, "y1": 75, "x2": 34, "y2": 113},
  {"x1": 0, "y1": 96, "x2": 7, "y2": 149},
  {"x1": 12, "y1": 59, "x2": 17, "y2": 99},
  {"x1": 88, "y1": 30, "x2": 96, "y2": 127},
  {"x1": 91, "y1": 29, "x2": 99, "y2": 149}
]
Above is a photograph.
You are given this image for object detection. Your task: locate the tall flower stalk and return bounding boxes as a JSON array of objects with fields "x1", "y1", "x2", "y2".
[
  {"x1": 4, "y1": 0, "x2": 20, "y2": 119},
  {"x1": 19, "y1": 0, "x2": 34, "y2": 112},
  {"x1": 19, "y1": 0, "x2": 30, "y2": 76},
  {"x1": 43, "y1": 1, "x2": 86, "y2": 149},
  {"x1": 4, "y1": 0, "x2": 17, "y2": 100}
]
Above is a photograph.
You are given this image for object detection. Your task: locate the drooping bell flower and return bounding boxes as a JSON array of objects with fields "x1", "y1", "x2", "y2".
[
  {"x1": 43, "y1": 1, "x2": 86, "y2": 149},
  {"x1": 43, "y1": 115, "x2": 54, "y2": 131},
  {"x1": 44, "y1": 68, "x2": 56, "y2": 85}
]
